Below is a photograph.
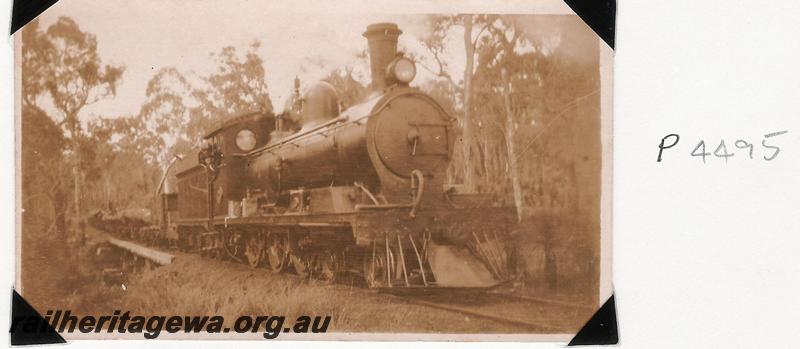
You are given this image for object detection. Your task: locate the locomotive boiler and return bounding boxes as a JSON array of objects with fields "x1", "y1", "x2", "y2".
[
  {"x1": 246, "y1": 24, "x2": 451, "y2": 209},
  {"x1": 101, "y1": 23, "x2": 516, "y2": 289}
]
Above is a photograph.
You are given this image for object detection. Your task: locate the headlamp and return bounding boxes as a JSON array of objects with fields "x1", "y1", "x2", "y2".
[
  {"x1": 235, "y1": 129, "x2": 257, "y2": 151},
  {"x1": 386, "y1": 57, "x2": 416, "y2": 85}
]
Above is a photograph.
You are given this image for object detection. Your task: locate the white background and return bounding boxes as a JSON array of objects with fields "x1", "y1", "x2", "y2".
[{"x1": 2, "y1": 0, "x2": 800, "y2": 348}]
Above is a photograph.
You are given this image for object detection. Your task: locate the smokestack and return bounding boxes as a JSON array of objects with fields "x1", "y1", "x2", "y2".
[{"x1": 363, "y1": 23, "x2": 402, "y2": 91}]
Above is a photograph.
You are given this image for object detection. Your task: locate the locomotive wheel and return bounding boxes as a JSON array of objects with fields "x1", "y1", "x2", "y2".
[
  {"x1": 363, "y1": 247, "x2": 393, "y2": 288},
  {"x1": 291, "y1": 254, "x2": 311, "y2": 278},
  {"x1": 318, "y1": 251, "x2": 340, "y2": 283},
  {"x1": 364, "y1": 253, "x2": 386, "y2": 288},
  {"x1": 211, "y1": 234, "x2": 224, "y2": 259},
  {"x1": 267, "y1": 235, "x2": 288, "y2": 273},
  {"x1": 244, "y1": 234, "x2": 265, "y2": 268},
  {"x1": 223, "y1": 229, "x2": 243, "y2": 262},
  {"x1": 363, "y1": 243, "x2": 406, "y2": 288}
]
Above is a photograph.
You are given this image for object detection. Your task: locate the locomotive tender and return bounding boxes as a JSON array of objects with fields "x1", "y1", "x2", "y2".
[{"x1": 140, "y1": 23, "x2": 515, "y2": 288}]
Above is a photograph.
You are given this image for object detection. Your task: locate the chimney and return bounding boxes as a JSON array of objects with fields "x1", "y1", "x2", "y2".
[{"x1": 363, "y1": 23, "x2": 402, "y2": 91}]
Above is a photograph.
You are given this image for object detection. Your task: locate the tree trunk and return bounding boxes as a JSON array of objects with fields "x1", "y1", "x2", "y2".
[
  {"x1": 461, "y1": 14, "x2": 475, "y2": 192},
  {"x1": 68, "y1": 112, "x2": 82, "y2": 230},
  {"x1": 501, "y1": 68, "x2": 524, "y2": 223},
  {"x1": 53, "y1": 187, "x2": 67, "y2": 237},
  {"x1": 73, "y1": 165, "x2": 80, "y2": 226}
]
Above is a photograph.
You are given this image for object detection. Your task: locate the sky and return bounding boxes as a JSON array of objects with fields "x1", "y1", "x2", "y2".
[{"x1": 34, "y1": 0, "x2": 574, "y2": 122}]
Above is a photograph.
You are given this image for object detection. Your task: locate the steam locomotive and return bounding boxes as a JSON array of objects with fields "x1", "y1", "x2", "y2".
[{"x1": 96, "y1": 23, "x2": 515, "y2": 288}]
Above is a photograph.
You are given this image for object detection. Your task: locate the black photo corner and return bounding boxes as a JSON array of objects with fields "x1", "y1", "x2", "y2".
[
  {"x1": 10, "y1": 289, "x2": 66, "y2": 346},
  {"x1": 8, "y1": 0, "x2": 617, "y2": 345},
  {"x1": 10, "y1": 0, "x2": 58, "y2": 34},
  {"x1": 568, "y1": 295, "x2": 619, "y2": 346}
]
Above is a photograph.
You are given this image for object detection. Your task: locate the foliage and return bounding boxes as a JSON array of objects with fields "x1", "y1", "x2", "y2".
[
  {"x1": 137, "y1": 67, "x2": 195, "y2": 163},
  {"x1": 188, "y1": 42, "x2": 274, "y2": 141},
  {"x1": 41, "y1": 17, "x2": 125, "y2": 139},
  {"x1": 323, "y1": 67, "x2": 367, "y2": 110},
  {"x1": 20, "y1": 17, "x2": 125, "y2": 232},
  {"x1": 20, "y1": 20, "x2": 52, "y2": 107},
  {"x1": 20, "y1": 104, "x2": 68, "y2": 233},
  {"x1": 82, "y1": 117, "x2": 161, "y2": 209},
  {"x1": 416, "y1": 15, "x2": 601, "y2": 291},
  {"x1": 204, "y1": 41, "x2": 274, "y2": 114},
  {"x1": 21, "y1": 17, "x2": 277, "y2": 229},
  {"x1": 418, "y1": 15, "x2": 600, "y2": 214}
]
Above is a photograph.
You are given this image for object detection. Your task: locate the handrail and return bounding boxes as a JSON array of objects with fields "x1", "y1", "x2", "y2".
[
  {"x1": 354, "y1": 182, "x2": 381, "y2": 205},
  {"x1": 259, "y1": 115, "x2": 347, "y2": 151},
  {"x1": 238, "y1": 89, "x2": 452, "y2": 159}
]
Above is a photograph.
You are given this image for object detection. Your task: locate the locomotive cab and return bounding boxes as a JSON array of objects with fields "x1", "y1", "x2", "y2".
[
  {"x1": 206, "y1": 111, "x2": 274, "y2": 156},
  {"x1": 174, "y1": 111, "x2": 276, "y2": 222}
]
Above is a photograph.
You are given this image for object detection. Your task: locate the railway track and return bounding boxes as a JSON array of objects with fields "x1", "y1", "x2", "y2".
[
  {"x1": 378, "y1": 288, "x2": 593, "y2": 333},
  {"x1": 488, "y1": 292, "x2": 597, "y2": 312}
]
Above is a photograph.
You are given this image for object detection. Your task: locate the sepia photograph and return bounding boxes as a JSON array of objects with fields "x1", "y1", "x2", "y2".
[{"x1": 14, "y1": 0, "x2": 613, "y2": 341}]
